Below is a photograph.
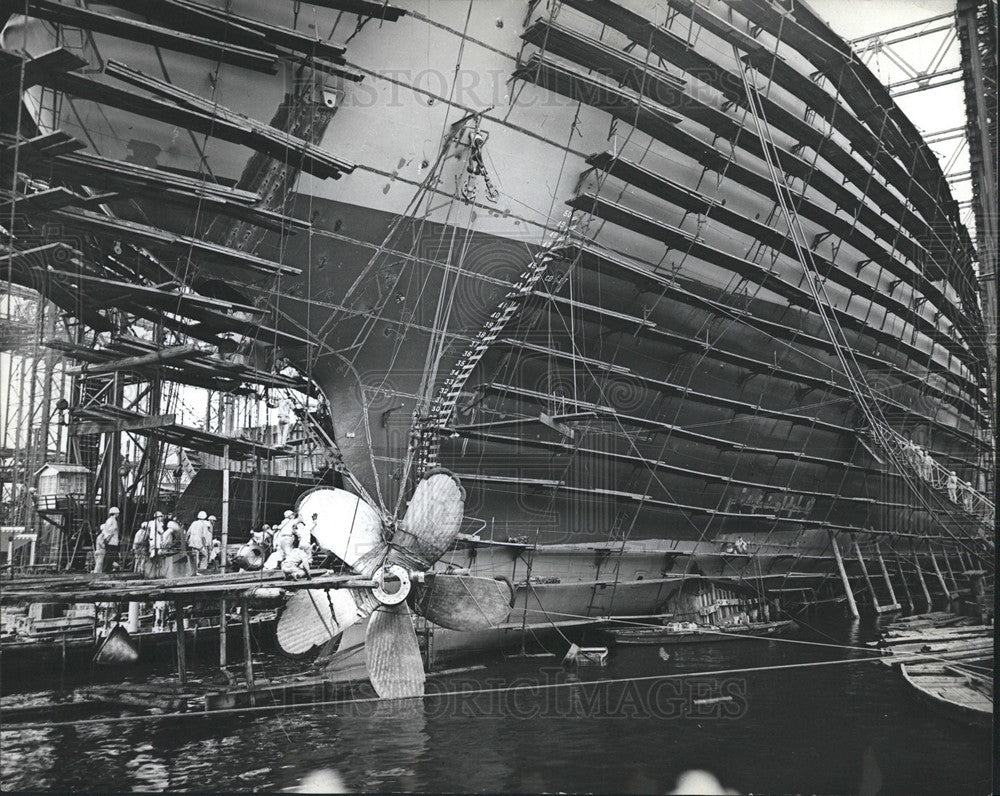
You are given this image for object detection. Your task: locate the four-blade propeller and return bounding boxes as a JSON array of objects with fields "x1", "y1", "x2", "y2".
[{"x1": 275, "y1": 469, "x2": 513, "y2": 698}]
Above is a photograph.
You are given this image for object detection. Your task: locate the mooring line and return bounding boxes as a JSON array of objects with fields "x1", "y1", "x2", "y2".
[
  {"x1": 518, "y1": 607, "x2": 881, "y2": 654},
  {"x1": 0, "y1": 649, "x2": 974, "y2": 732}
]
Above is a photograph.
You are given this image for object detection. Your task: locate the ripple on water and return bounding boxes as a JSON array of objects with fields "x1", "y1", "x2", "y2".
[{"x1": 0, "y1": 618, "x2": 992, "y2": 793}]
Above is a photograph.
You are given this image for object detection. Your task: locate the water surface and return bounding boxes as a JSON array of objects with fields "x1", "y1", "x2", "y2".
[{"x1": 1, "y1": 615, "x2": 992, "y2": 793}]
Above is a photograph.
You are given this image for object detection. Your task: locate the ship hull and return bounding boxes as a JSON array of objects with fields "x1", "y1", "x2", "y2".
[{"x1": 3, "y1": 0, "x2": 990, "y2": 646}]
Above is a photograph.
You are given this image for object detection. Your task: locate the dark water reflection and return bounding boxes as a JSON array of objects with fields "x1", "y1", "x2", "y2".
[{"x1": 1, "y1": 615, "x2": 992, "y2": 793}]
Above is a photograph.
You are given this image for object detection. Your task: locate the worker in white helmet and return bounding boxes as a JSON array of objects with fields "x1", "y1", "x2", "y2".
[
  {"x1": 186, "y1": 510, "x2": 213, "y2": 571},
  {"x1": 275, "y1": 509, "x2": 296, "y2": 536},
  {"x1": 919, "y1": 448, "x2": 934, "y2": 482},
  {"x1": 93, "y1": 507, "x2": 120, "y2": 574},
  {"x1": 264, "y1": 510, "x2": 298, "y2": 570},
  {"x1": 961, "y1": 479, "x2": 975, "y2": 512},
  {"x1": 132, "y1": 511, "x2": 161, "y2": 574},
  {"x1": 946, "y1": 470, "x2": 959, "y2": 503},
  {"x1": 166, "y1": 518, "x2": 183, "y2": 550},
  {"x1": 278, "y1": 515, "x2": 318, "y2": 580},
  {"x1": 147, "y1": 511, "x2": 168, "y2": 558}
]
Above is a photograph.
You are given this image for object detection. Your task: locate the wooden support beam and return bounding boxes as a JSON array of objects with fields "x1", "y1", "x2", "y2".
[
  {"x1": 11, "y1": 146, "x2": 311, "y2": 234},
  {"x1": 0, "y1": 186, "x2": 84, "y2": 215},
  {"x1": 0, "y1": 48, "x2": 87, "y2": 100},
  {"x1": 47, "y1": 207, "x2": 302, "y2": 277},
  {"x1": 296, "y1": 0, "x2": 407, "y2": 21},
  {"x1": 220, "y1": 446, "x2": 230, "y2": 670},
  {"x1": 164, "y1": 0, "x2": 350, "y2": 64},
  {"x1": 853, "y1": 541, "x2": 883, "y2": 612},
  {"x1": 893, "y1": 554, "x2": 914, "y2": 611},
  {"x1": 929, "y1": 546, "x2": 957, "y2": 599},
  {"x1": 942, "y1": 549, "x2": 961, "y2": 593},
  {"x1": 0, "y1": 570, "x2": 375, "y2": 604},
  {"x1": 94, "y1": 0, "x2": 269, "y2": 50},
  {"x1": 44, "y1": 67, "x2": 353, "y2": 180},
  {"x1": 219, "y1": 598, "x2": 228, "y2": 672},
  {"x1": 830, "y1": 533, "x2": 859, "y2": 618},
  {"x1": 71, "y1": 412, "x2": 177, "y2": 436},
  {"x1": 67, "y1": 344, "x2": 202, "y2": 376},
  {"x1": 0, "y1": 129, "x2": 85, "y2": 159},
  {"x1": 26, "y1": 0, "x2": 279, "y2": 73},
  {"x1": 175, "y1": 600, "x2": 186, "y2": 686},
  {"x1": 241, "y1": 599, "x2": 255, "y2": 705},
  {"x1": 912, "y1": 548, "x2": 933, "y2": 606},
  {"x1": 874, "y1": 543, "x2": 901, "y2": 611}
]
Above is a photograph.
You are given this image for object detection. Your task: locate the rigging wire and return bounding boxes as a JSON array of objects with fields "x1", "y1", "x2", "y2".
[
  {"x1": 737, "y1": 52, "x2": 992, "y2": 567},
  {"x1": 3, "y1": 647, "x2": 987, "y2": 733}
]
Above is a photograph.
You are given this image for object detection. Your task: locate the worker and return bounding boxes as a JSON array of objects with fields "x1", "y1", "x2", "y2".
[
  {"x1": 961, "y1": 480, "x2": 975, "y2": 512},
  {"x1": 208, "y1": 539, "x2": 223, "y2": 569},
  {"x1": 147, "y1": 511, "x2": 167, "y2": 558},
  {"x1": 275, "y1": 509, "x2": 296, "y2": 537},
  {"x1": 186, "y1": 510, "x2": 214, "y2": 570},
  {"x1": 132, "y1": 515, "x2": 154, "y2": 573},
  {"x1": 296, "y1": 513, "x2": 317, "y2": 550},
  {"x1": 264, "y1": 515, "x2": 298, "y2": 570},
  {"x1": 945, "y1": 470, "x2": 959, "y2": 503},
  {"x1": 250, "y1": 524, "x2": 272, "y2": 551},
  {"x1": 281, "y1": 544, "x2": 312, "y2": 580},
  {"x1": 166, "y1": 518, "x2": 184, "y2": 551},
  {"x1": 254, "y1": 524, "x2": 273, "y2": 557},
  {"x1": 93, "y1": 507, "x2": 120, "y2": 573},
  {"x1": 919, "y1": 448, "x2": 934, "y2": 482},
  {"x1": 93, "y1": 527, "x2": 106, "y2": 574}
]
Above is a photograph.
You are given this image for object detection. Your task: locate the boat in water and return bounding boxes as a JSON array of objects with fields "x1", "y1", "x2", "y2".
[
  {"x1": 899, "y1": 660, "x2": 993, "y2": 728},
  {"x1": 2, "y1": 0, "x2": 994, "y2": 672},
  {"x1": 607, "y1": 618, "x2": 797, "y2": 645}
]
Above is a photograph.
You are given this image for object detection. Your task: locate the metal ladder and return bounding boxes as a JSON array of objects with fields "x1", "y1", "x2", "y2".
[{"x1": 415, "y1": 219, "x2": 579, "y2": 473}]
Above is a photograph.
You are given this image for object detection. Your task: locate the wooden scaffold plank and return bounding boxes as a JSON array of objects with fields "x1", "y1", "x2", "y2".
[
  {"x1": 0, "y1": 48, "x2": 87, "y2": 100},
  {"x1": 43, "y1": 66, "x2": 353, "y2": 180},
  {"x1": 25, "y1": 0, "x2": 280, "y2": 73}
]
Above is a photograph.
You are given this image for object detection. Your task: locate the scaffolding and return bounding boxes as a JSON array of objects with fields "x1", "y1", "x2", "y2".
[{"x1": 1, "y1": 4, "x2": 354, "y2": 569}]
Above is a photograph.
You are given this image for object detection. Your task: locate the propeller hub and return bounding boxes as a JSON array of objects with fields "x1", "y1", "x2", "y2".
[{"x1": 372, "y1": 563, "x2": 412, "y2": 605}]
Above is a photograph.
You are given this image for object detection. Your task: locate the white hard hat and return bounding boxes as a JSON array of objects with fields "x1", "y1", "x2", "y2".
[
  {"x1": 284, "y1": 510, "x2": 294, "y2": 518},
  {"x1": 208, "y1": 515, "x2": 217, "y2": 522},
  {"x1": 155, "y1": 511, "x2": 164, "y2": 518},
  {"x1": 197, "y1": 510, "x2": 208, "y2": 519},
  {"x1": 109, "y1": 507, "x2": 120, "y2": 515}
]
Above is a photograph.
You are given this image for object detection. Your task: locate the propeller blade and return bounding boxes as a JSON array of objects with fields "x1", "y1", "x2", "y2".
[
  {"x1": 296, "y1": 487, "x2": 386, "y2": 574},
  {"x1": 276, "y1": 587, "x2": 378, "y2": 655},
  {"x1": 365, "y1": 603, "x2": 426, "y2": 699},
  {"x1": 392, "y1": 469, "x2": 465, "y2": 568},
  {"x1": 412, "y1": 574, "x2": 514, "y2": 630}
]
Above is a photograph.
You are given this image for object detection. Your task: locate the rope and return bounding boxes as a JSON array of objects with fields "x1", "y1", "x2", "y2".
[
  {"x1": 736, "y1": 53, "x2": 991, "y2": 566},
  {"x1": 517, "y1": 607, "x2": 881, "y2": 655},
  {"x1": 3, "y1": 648, "x2": 981, "y2": 731}
]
